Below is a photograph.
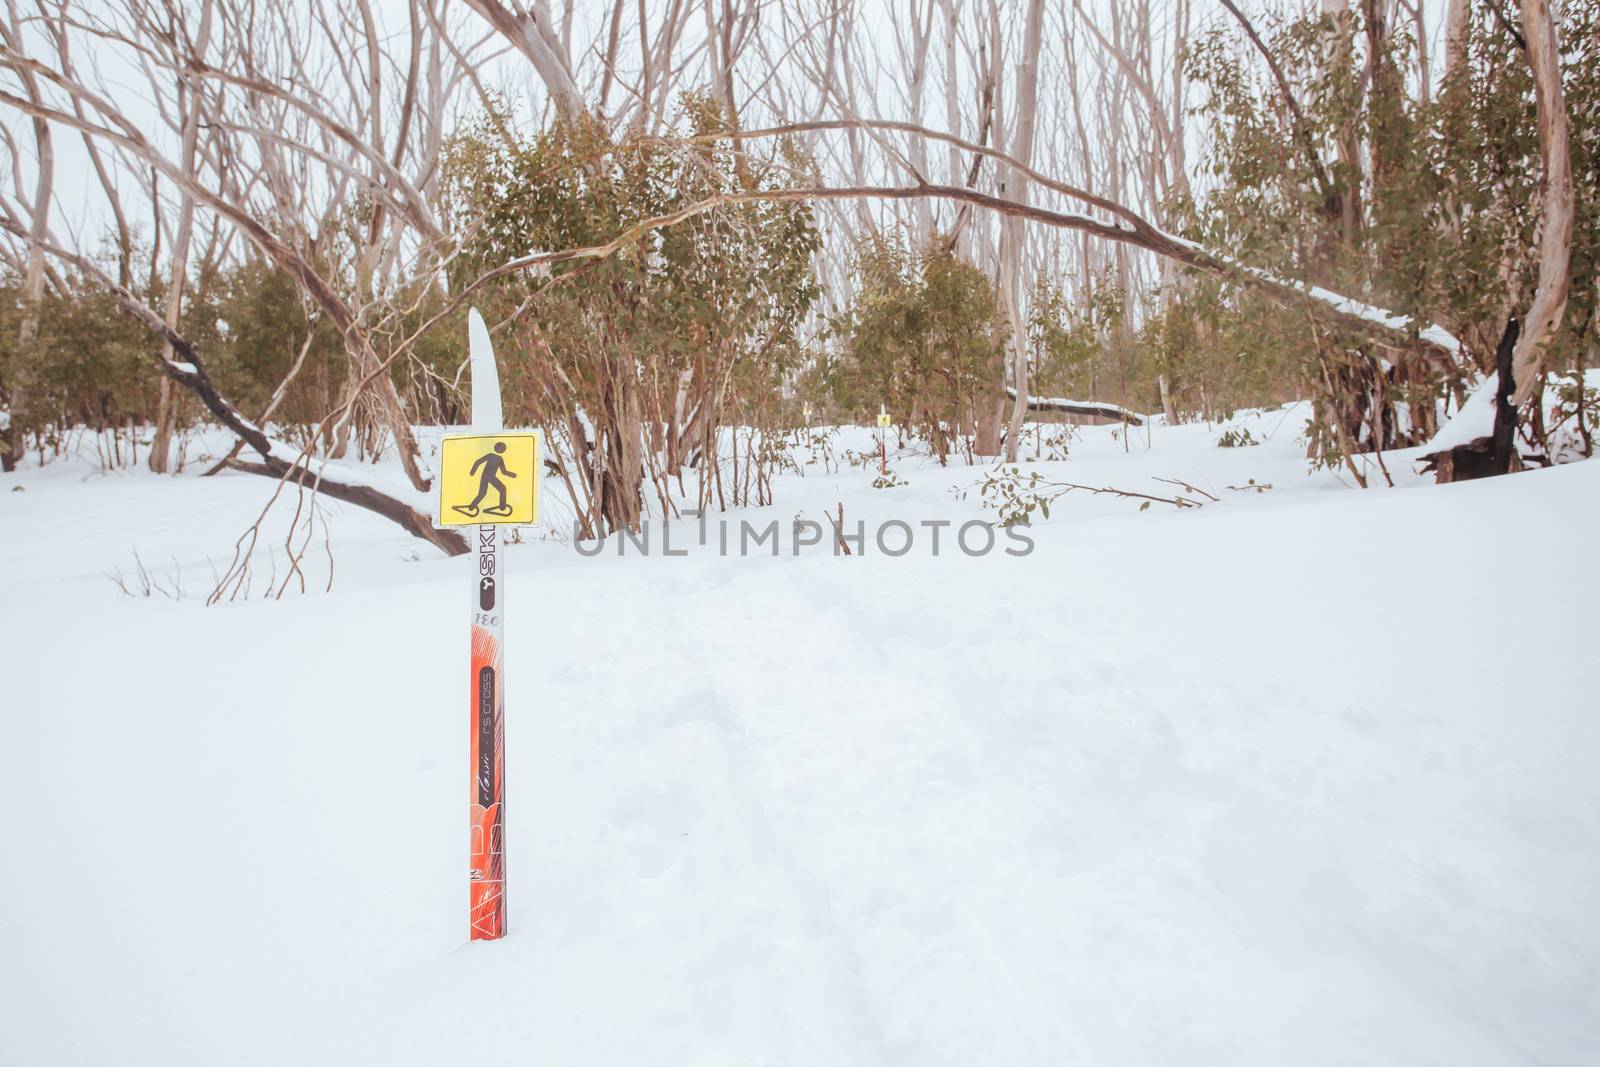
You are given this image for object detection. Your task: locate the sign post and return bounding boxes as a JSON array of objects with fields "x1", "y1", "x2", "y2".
[
  {"x1": 435, "y1": 309, "x2": 540, "y2": 941},
  {"x1": 876, "y1": 404, "x2": 891, "y2": 475}
]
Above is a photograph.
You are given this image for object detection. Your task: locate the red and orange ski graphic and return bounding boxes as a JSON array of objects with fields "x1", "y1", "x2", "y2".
[{"x1": 469, "y1": 563, "x2": 505, "y2": 940}]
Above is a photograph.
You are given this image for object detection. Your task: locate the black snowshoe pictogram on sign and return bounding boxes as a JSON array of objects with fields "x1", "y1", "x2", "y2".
[{"x1": 453, "y1": 442, "x2": 518, "y2": 518}]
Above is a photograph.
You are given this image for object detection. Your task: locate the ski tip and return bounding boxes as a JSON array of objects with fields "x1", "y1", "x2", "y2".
[
  {"x1": 467, "y1": 306, "x2": 490, "y2": 349},
  {"x1": 466, "y1": 306, "x2": 504, "y2": 430}
]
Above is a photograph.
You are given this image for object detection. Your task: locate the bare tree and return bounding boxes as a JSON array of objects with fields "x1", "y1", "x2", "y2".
[
  {"x1": 6, "y1": 0, "x2": 461, "y2": 492},
  {"x1": 999, "y1": 0, "x2": 1044, "y2": 461},
  {"x1": 0, "y1": 0, "x2": 51, "y2": 472},
  {"x1": 4, "y1": 0, "x2": 1564, "y2": 565},
  {"x1": 462, "y1": 0, "x2": 581, "y2": 116},
  {"x1": 147, "y1": 0, "x2": 215, "y2": 474}
]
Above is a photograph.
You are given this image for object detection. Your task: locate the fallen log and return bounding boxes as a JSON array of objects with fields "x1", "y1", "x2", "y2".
[{"x1": 1005, "y1": 387, "x2": 1145, "y2": 426}]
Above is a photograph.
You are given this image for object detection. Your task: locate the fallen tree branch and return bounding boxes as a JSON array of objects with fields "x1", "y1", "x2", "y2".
[
  {"x1": 0, "y1": 65, "x2": 436, "y2": 492},
  {"x1": 0, "y1": 215, "x2": 466, "y2": 556},
  {"x1": 480, "y1": 177, "x2": 1460, "y2": 361},
  {"x1": 641, "y1": 120, "x2": 1462, "y2": 358},
  {"x1": 512, "y1": 179, "x2": 1459, "y2": 355},
  {"x1": 226, "y1": 459, "x2": 455, "y2": 552},
  {"x1": 1151, "y1": 476, "x2": 1218, "y2": 502},
  {"x1": 976, "y1": 466, "x2": 1211, "y2": 525},
  {"x1": 202, "y1": 313, "x2": 320, "y2": 477}
]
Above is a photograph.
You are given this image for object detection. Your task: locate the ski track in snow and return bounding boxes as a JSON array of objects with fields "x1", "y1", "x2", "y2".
[{"x1": 2, "y1": 409, "x2": 1597, "y2": 1066}]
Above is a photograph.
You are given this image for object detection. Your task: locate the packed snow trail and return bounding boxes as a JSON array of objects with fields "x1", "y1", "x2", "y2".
[{"x1": 2, "y1": 413, "x2": 1597, "y2": 1065}]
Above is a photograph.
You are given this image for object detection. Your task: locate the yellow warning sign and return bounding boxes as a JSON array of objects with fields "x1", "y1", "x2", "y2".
[
  {"x1": 436, "y1": 433, "x2": 539, "y2": 526},
  {"x1": 876, "y1": 412, "x2": 892, "y2": 428}
]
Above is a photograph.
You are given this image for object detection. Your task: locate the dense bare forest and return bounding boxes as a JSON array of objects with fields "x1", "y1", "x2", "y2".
[
  {"x1": 0, "y1": 0, "x2": 1594, "y2": 545},
  {"x1": 6, "y1": 6, "x2": 1600, "y2": 1061}
]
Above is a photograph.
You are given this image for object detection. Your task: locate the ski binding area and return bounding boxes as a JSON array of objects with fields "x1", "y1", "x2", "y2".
[{"x1": 2, "y1": 407, "x2": 1599, "y2": 1066}]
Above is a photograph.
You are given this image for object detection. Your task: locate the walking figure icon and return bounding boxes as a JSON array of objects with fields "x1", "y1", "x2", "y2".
[
  {"x1": 453, "y1": 442, "x2": 517, "y2": 518},
  {"x1": 434, "y1": 432, "x2": 540, "y2": 528}
]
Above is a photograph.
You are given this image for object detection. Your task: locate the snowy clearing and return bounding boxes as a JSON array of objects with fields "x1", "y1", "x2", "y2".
[{"x1": 2, "y1": 411, "x2": 1597, "y2": 1066}]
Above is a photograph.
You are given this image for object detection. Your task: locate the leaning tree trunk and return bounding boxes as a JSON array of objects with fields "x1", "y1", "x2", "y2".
[{"x1": 1511, "y1": 0, "x2": 1574, "y2": 405}]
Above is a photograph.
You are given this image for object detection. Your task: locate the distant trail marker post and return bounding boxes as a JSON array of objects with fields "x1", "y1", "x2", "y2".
[
  {"x1": 877, "y1": 405, "x2": 891, "y2": 475},
  {"x1": 434, "y1": 309, "x2": 540, "y2": 941}
]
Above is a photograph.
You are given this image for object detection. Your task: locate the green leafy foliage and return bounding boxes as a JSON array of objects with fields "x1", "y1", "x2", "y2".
[
  {"x1": 1175, "y1": 2, "x2": 1600, "y2": 463},
  {"x1": 821, "y1": 234, "x2": 1006, "y2": 464},
  {"x1": 440, "y1": 95, "x2": 821, "y2": 531}
]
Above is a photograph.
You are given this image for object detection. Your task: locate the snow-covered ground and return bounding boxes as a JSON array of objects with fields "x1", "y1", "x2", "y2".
[{"x1": 3, "y1": 408, "x2": 1597, "y2": 1066}]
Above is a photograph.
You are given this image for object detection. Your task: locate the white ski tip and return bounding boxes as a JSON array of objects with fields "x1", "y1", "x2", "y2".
[{"x1": 467, "y1": 307, "x2": 503, "y2": 431}]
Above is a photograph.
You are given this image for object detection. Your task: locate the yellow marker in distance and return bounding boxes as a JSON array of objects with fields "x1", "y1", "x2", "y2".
[
  {"x1": 876, "y1": 405, "x2": 892, "y2": 428},
  {"x1": 436, "y1": 432, "x2": 540, "y2": 526}
]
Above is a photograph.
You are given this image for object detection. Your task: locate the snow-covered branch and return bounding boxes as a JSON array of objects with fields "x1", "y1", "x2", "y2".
[
  {"x1": 660, "y1": 120, "x2": 1464, "y2": 359},
  {"x1": 1006, "y1": 387, "x2": 1145, "y2": 426}
]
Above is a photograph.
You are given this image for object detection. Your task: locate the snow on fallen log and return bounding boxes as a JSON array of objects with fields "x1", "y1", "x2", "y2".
[{"x1": 1006, "y1": 387, "x2": 1145, "y2": 426}]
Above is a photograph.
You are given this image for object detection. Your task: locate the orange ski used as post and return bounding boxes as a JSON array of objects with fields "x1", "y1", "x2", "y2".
[
  {"x1": 468, "y1": 309, "x2": 507, "y2": 940},
  {"x1": 433, "y1": 309, "x2": 540, "y2": 941},
  {"x1": 468, "y1": 622, "x2": 504, "y2": 937}
]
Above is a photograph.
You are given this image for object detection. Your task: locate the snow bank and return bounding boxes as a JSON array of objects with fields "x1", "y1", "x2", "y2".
[{"x1": 1, "y1": 417, "x2": 1596, "y2": 1066}]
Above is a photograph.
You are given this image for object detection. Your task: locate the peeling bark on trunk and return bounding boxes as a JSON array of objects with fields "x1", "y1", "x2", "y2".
[{"x1": 1510, "y1": 0, "x2": 1574, "y2": 405}]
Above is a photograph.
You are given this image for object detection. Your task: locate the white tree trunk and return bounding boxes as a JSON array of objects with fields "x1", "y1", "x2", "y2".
[
  {"x1": 1, "y1": 0, "x2": 53, "y2": 472},
  {"x1": 1443, "y1": 0, "x2": 1471, "y2": 78},
  {"x1": 1000, "y1": 0, "x2": 1046, "y2": 462},
  {"x1": 150, "y1": 0, "x2": 215, "y2": 474},
  {"x1": 1511, "y1": 0, "x2": 1574, "y2": 403}
]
